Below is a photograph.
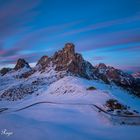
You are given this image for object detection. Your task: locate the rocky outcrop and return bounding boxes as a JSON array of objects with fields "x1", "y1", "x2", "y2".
[
  {"x1": 19, "y1": 69, "x2": 36, "y2": 78},
  {"x1": 0, "y1": 67, "x2": 12, "y2": 76},
  {"x1": 0, "y1": 81, "x2": 42, "y2": 101},
  {"x1": 36, "y1": 56, "x2": 51, "y2": 70},
  {"x1": 52, "y1": 43, "x2": 95, "y2": 79},
  {"x1": 105, "y1": 99, "x2": 139, "y2": 117},
  {"x1": 94, "y1": 63, "x2": 133, "y2": 85},
  {"x1": 14, "y1": 58, "x2": 31, "y2": 70},
  {"x1": 0, "y1": 58, "x2": 32, "y2": 78},
  {"x1": 35, "y1": 43, "x2": 95, "y2": 79},
  {"x1": 94, "y1": 63, "x2": 140, "y2": 97}
]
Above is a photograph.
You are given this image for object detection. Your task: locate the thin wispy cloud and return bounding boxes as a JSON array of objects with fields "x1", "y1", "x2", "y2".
[{"x1": 0, "y1": 0, "x2": 140, "y2": 72}]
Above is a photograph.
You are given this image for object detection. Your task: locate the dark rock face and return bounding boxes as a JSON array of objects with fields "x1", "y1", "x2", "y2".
[
  {"x1": 0, "y1": 68, "x2": 12, "y2": 76},
  {"x1": 106, "y1": 99, "x2": 126, "y2": 110},
  {"x1": 94, "y1": 63, "x2": 140, "y2": 97},
  {"x1": 105, "y1": 99, "x2": 138, "y2": 117},
  {"x1": 131, "y1": 79, "x2": 140, "y2": 97},
  {"x1": 0, "y1": 59, "x2": 31, "y2": 77},
  {"x1": 34, "y1": 43, "x2": 95, "y2": 79},
  {"x1": 14, "y1": 58, "x2": 31, "y2": 70},
  {"x1": 52, "y1": 43, "x2": 76, "y2": 71},
  {"x1": 94, "y1": 63, "x2": 133, "y2": 85},
  {"x1": 36, "y1": 56, "x2": 51, "y2": 70},
  {"x1": 19, "y1": 69, "x2": 36, "y2": 78},
  {"x1": 0, "y1": 83, "x2": 39, "y2": 101}
]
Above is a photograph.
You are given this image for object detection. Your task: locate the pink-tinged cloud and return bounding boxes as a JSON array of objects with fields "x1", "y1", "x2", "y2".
[
  {"x1": 0, "y1": 0, "x2": 40, "y2": 19},
  {"x1": 0, "y1": 20, "x2": 82, "y2": 61},
  {"x1": 12, "y1": 20, "x2": 82, "y2": 50},
  {"x1": 0, "y1": 0, "x2": 41, "y2": 39},
  {"x1": 0, "y1": 50, "x2": 6, "y2": 55},
  {"x1": 58, "y1": 15, "x2": 140, "y2": 38},
  {"x1": 74, "y1": 28, "x2": 140, "y2": 52},
  {"x1": 119, "y1": 65, "x2": 140, "y2": 72}
]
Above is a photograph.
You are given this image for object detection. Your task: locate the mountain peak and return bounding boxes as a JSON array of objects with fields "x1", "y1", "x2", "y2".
[
  {"x1": 14, "y1": 58, "x2": 31, "y2": 70},
  {"x1": 96, "y1": 63, "x2": 107, "y2": 69},
  {"x1": 51, "y1": 43, "x2": 94, "y2": 79},
  {"x1": 36, "y1": 55, "x2": 51, "y2": 70},
  {"x1": 63, "y1": 43, "x2": 75, "y2": 54}
]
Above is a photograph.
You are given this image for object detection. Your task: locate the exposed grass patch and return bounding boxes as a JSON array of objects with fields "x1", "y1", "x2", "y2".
[{"x1": 86, "y1": 86, "x2": 96, "y2": 90}]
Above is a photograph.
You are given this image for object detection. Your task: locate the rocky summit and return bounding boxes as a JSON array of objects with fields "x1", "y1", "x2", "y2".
[
  {"x1": 36, "y1": 43, "x2": 95, "y2": 79},
  {"x1": 0, "y1": 58, "x2": 31, "y2": 76},
  {"x1": 52, "y1": 43, "x2": 94, "y2": 79},
  {"x1": 36, "y1": 55, "x2": 51, "y2": 70},
  {"x1": 14, "y1": 58, "x2": 31, "y2": 70}
]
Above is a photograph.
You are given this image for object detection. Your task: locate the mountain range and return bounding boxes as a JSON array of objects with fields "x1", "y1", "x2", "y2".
[
  {"x1": 1, "y1": 43, "x2": 140, "y2": 140},
  {"x1": 0, "y1": 43, "x2": 140, "y2": 101}
]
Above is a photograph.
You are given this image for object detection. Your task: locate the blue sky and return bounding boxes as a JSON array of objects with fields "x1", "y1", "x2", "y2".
[{"x1": 0, "y1": 0, "x2": 140, "y2": 72}]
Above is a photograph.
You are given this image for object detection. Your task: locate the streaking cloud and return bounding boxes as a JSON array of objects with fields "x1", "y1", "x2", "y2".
[{"x1": 0, "y1": 0, "x2": 140, "y2": 72}]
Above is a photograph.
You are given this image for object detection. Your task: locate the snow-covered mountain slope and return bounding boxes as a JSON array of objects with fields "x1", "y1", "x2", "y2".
[
  {"x1": 1, "y1": 76, "x2": 140, "y2": 118},
  {"x1": 0, "y1": 63, "x2": 66, "y2": 101},
  {"x1": 0, "y1": 76, "x2": 140, "y2": 140}
]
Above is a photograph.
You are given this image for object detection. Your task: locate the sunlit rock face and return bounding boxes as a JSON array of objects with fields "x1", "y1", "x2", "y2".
[
  {"x1": 52, "y1": 43, "x2": 95, "y2": 79},
  {"x1": 35, "y1": 43, "x2": 95, "y2": 79}
]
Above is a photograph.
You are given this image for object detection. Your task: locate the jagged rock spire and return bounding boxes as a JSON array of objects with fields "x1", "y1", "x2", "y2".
[
  {"x1": 36, "y1": 56, "x2": 51, "y2": 70},
  {"x1": 52, "y1": 43, "x2": 94, "y2": 79},
  {"x1": 63, "y1": 43, "x2": 75, "y2": 54},
  {"x1": 14, "y1": 58, "x2": 31, "y2": 70},
  {"x1": 34, "y1": 43, "x2": 94, "y2": 79}
]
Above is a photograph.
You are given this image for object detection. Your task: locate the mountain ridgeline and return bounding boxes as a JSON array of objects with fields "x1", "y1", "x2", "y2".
[{"x1": 0, "y1": 43, "x2": 140, "y2": 98}]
